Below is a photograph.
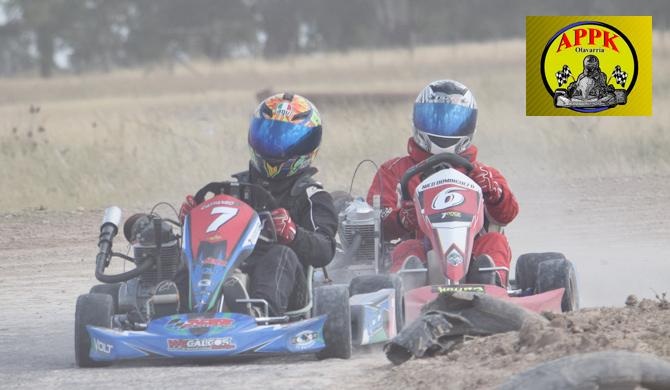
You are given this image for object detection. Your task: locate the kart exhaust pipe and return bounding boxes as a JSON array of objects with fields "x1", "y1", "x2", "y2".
[
  {"x1": 102, "y1": 206, "x2": 122, "y2": 228},
  {"x1": 94, "y1": 207, "x2": 156, "y2": 284},
  {"x1": 95, "y1": 207, "x2": 123, "y2": 282}
]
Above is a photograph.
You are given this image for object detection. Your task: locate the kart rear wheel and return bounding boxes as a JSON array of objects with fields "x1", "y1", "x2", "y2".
[
  {"x1": 313, "y1": 285, "x2": 352, "y2": 360},
  {"x1": 349, "y1": 274, "x2": 405, "y2": 332},
  {"x1": 89, "y1": 283, "x2": 121, "y2": 313},
  {"x1": 75, "y1": 293, "x2": 114, "y2": 368},
  {"x1": 536, "y1": 258, "x2": 579, "y2": 312},
  {"x1": 515, "y1": 252, "x2": 566, "y2": 290}
]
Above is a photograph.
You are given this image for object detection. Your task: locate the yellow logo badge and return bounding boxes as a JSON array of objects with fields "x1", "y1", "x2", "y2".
[{"x1": 526, "y1": 16, "x2": 652, "y2": 116}]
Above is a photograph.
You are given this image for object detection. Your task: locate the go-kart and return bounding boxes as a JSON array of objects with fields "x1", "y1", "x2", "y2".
[
  {"x1": 74, "y1": 181, "x2": 398, "y2": 367},
  {"x1": 392, "y1": 153, "x2": 579, "y2": 323}
]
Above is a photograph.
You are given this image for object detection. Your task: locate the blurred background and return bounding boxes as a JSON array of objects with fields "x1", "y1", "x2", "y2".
[
  {"x1": 0, "y1": 0, "x2": 669, "y2": 305},
  {"x1": 0, "y1": 0, "x2": 668, "y2": 78}
]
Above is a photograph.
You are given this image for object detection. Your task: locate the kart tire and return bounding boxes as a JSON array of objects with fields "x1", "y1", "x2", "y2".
[
  {"x1": 313, "y1": 284, "x2": 352, "y2": 360},
  {"x1": 499, "y1": 351, "x2": 670, "y2": 390},
  {"x1": 515, "y1": 252, "x2": 566, "y2": 291},
  {"x1": 349, "y1": 274, "x2": 405, "y2": 332},
  {"x1": 75, "y1": 293, "x2": 114, "y2": 368},
  {"x1": 536, "y1": 257, "x2": 579, "y2": 312},
  {"x1": 89, "y1": 283, "x2": 121, "y2": 313}
]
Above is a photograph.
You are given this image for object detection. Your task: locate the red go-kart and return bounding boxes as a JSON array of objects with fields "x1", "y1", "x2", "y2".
[{"x1": 392, "y1": 153, "x2": 579, "y2": 323}]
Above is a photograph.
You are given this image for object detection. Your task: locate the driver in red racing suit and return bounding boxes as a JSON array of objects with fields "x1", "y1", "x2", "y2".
[{"x1": 367, "y1": 80, "x2": 518, "y2": 286}]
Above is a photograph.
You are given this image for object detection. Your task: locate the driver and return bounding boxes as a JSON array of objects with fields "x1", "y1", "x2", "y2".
[
  {"x1": 367, "y1": 80, "x2": 518, "y2": 286},
  {"x1": 177, "y1": 93, "x2": 337, "y2": 316}
]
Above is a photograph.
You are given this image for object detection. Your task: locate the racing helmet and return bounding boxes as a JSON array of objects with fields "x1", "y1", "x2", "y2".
[
  {"x1": 249, "y1": 93, "x2": 322, "y2": 179},
  {"x1": 412, "y1": 80, "x2": 478, "y2": 154}
]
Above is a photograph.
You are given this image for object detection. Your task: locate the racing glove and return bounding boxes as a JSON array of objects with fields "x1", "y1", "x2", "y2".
[
  {"x1": 271, "y1": 208, "x2": 297, "y2": 245},
  {"x1": 397, "y1": 200, "x2": 418, "y2": 232},
  {"x1": 179, "y1": 195, "x2": 197, "y2": 224},
  {"x1": 469, "y1": 162, "x2": 503, "y2": 205}
]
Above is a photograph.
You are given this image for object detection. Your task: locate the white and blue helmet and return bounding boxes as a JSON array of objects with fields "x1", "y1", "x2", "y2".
[{"x1": 412, "y1": 80, "x2": 478, "y2": 154}]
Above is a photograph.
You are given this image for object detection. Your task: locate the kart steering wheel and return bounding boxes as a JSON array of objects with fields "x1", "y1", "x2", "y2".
[
  {"x1": 194, "y1": 181, "x2": 279, "y2": 211},
  {"x1": 399, "y1": 153, "x2": 474, "y2": 201}
]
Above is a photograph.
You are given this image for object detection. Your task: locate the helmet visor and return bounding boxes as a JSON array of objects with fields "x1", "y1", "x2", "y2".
[
  {"x1": 413, "y1": 103, "x2": 477, "y2": 137},
  {"x1": 249, "y1": 117, "x2": 321, "y2": 159}
]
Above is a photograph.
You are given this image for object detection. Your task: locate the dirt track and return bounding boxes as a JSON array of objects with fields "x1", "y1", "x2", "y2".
[{"x1": 0, "y1": 173, "x2": 668, "y2": 389}]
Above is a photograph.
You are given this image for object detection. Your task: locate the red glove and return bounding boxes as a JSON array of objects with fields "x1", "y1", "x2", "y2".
[
  {"x1": 469, "y1": 162, "x2": 503, "y2": 205},
  {"x1": 397, "y1": 200, "x2": 418, "y2": 232},
  {"x1": 271, "y1": 208, "x2": 297, "y2": 244},
  {"x1": 179, "y1": 195, "x2": 197, "y2": 224}
]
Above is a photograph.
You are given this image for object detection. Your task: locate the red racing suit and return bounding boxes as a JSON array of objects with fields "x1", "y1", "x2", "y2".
[{"x1": 366, "y1": 138, "x2": 519, "y2": 284}]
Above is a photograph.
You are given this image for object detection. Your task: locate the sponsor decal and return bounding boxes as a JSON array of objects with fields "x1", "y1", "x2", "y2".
[
  {"x1": 431, "y1": 187, "x2": 465, "y2": 211},
  {"x1": 442, "y1": 211, "x2": 462, "y2": 218},
  {"x1": 526, "y1": 16, "x2": 651, "y2": 116},
  {"x1": 93, "y1": 338, "x2": 113, "y2": 354},
  {"x1": 165, "y1": 316, "x2": 235, "y2": 335},
  {"x1": 206, "y1": 234, "x2": 225, "y2": 243},
  {"x1": 275, "y1": 101, "x2": 293, "y2": 118},
  {"x1": 432, "y1": 285, "x2": 486, "y2": 294},
  {"x1": 167, "y1": 337, "x2": 236, "y2": 352},
  {"x1": 167, "y1": 317, "x2": 234, "y2": 330},
  {"x1": 201, "y1": 199, "x2": 238, "y2": 210},
  {"x1": 445, "y1": 245, "x2": 465, "y2": 267},
  {"x1": 290, "y1": 330, "x2": 319, "y2": 349},
  {"x1": 418, "y1": 178, "x2": 477, "y2": 191},
  {"x1": 202, "y1": 257, "x2": 228, "y2": 267}
]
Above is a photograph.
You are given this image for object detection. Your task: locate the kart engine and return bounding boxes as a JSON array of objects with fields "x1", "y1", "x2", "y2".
[
  {"x1": 118, "y1": 214, "x2": 180, "y2": 319},
  {"x1": 338, "y1": 196, "x2": 382, "y2": 272}
]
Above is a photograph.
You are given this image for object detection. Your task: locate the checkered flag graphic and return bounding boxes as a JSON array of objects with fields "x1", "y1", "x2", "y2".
[
  {"x1": 555, "y1": 65, "x2": 572, "y2": 87},
  {"x1": 611, "y1": 65, "x2": 628, "y2": 87}
]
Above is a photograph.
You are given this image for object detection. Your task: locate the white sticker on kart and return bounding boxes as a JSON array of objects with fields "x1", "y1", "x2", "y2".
[
  {"x1": 206, "y1": 206, "x2": 239, "y2": 233},
  {"x1": 431, "y1": 187, "x2": 466, "y2": 211}
]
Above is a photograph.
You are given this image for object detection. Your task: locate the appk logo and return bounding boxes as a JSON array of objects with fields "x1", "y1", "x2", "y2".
[{"x1": 526, "y1": 16, "x2": 652, "y2": 116}]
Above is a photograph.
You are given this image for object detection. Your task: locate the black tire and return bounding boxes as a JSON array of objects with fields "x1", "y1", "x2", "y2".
[
  {"x1": 313, "y1": 285, "x2": 352, "y2": 359},
  {"x1": 499, "y1": 351, "x2": 670, "y2": 390},
  {"x1": 330, "y1": 190, "x2": 353, "y2": 216},
  {"x1": 515, "y1": 252, "x2": 566, "y2": 290},
  {"x1": 89, "y1": 283, "x2": 121, "y2": 313},
  {"x1": 536, "y1": 258, "x2": 579, "y2": 312},
  {"x1": 75, "y1": 293, "x2": 114, "y2": 368},
  {"x1": 349, "y1": 274, "x2": 405, "y2": 332}
]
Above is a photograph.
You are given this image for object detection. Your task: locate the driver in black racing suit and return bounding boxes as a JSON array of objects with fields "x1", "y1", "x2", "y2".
[{"x1": 177, "y1": 93, "x2": 337, "y2": 316}]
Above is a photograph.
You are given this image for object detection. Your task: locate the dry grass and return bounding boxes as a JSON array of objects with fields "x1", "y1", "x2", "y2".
[{"x1": 1, "y1": 33, "x2": 669, "y2": 211}]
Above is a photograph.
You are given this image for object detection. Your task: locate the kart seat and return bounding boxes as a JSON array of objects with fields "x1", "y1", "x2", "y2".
[
  {"x1": 222, "y1": 266, "x2": 314, "y2": 320},
  {"x1": 285, "y1": 265, "x2": 314, "y2": 320}
]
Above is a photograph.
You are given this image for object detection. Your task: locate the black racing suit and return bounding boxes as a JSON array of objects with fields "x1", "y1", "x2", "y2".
[
  {"x1": 236, "y1": 166, "x2": 337, "y2": 315},
  {"x1": 176, "y1": 166, "x2": 337, "y2": 316}
]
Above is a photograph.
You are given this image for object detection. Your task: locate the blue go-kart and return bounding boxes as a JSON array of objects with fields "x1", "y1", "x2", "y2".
[{"x1": 75, "y1": 181, "x2": 402, "y2": 367}]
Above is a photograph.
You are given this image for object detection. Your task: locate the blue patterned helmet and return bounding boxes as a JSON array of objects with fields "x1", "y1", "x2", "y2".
[
  {"x1": 412, "y1": 80, "x2": 478, "y2": 154},
  {"x1": 249, "y1": 93, "x2": 322, "y2": 179}
]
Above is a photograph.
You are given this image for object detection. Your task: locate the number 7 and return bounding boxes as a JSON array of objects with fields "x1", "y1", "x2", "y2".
[{"x1": 207, "y1": 207, "x2": 239, "y2": 233}]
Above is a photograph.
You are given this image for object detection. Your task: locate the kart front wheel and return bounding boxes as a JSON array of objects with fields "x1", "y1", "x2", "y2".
[
  {"x1": 75, "y1": 293, "x2": 114, "y2": 368},
  {"x1": 89, "y1": 283, "x2": 121, "y2": 313},
  {"x1": 349, "y1": 274, "x2": 405, "y2": 332},
  {"x1": 515, "y1": 252, "x2": 567, "y2": 291},
  {"x1": 313, "y1": 285, "x2": 352, "y2": 360},
  {"x1": 536, "y1": 257, "x2": 579, "y2": 312}
]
